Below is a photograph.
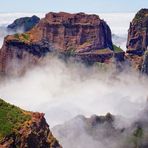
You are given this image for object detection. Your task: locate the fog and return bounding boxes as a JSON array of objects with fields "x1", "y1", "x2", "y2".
[
  {"x1": 0, "y1": 56, "x2": 147, "y2": 127},
  {"x1": 0, "y1": 12, "x2": 44, "y2": 47},
  {"x1": 0, "y1": 12, "x2": 147, "y2": 148},
  {"x1": 0, "y1": 56, "x2": 147, "y2": 147},
  {"x1": 99, "y1": 13, "x2": 135, "y2": 51}
]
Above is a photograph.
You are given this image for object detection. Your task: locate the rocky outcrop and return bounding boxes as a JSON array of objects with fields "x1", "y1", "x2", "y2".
[
  {"x1": 0, "y1": 99, "x2": 62, "y2": 148},
  {"x1": 0, "y1": 12, "x2": 124, "y2": 75},
  {"x1": 126, "y1": 9, "x2": 148, "y2": 72},
  {"x1": 7, "y1": 15, "x2": 40, "y2": 33},
  {"x1": 127, "y1": 9, "x2": 148, "y2": 55}
]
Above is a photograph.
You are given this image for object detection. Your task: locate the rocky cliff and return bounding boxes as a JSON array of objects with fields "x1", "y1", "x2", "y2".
[
  {"x1": 0, "y1": 12, "x2": 125, "y2": 75},
  {"x1": 26, "y1": 12, "x2": 113, "y2": 52},
  {"x1": 127, "y1": 9, "x2": 148, "y2": 55},
  {"x1": 126, "y1": 9, "x2": 148, "y2": 71},
  {"x1": 7, "y1": 15, "x2": 40, "y2": 33},
  {"x1": 0, "y1": 99, "x2": 62, "y2": 148}
]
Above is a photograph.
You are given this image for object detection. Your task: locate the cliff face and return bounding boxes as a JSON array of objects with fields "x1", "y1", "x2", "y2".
[
  {"x1": 32, "y1": 12, "x2": 113, "y2": 52},
  {"x1": 127, "y1": 9, "x2": 148, "y2": 55},
  {"x1": 0, "y1": 99, "x2": 62, "y2": 148},
  {"x1": 126, "y1": 9, "x2": 148, "y2": 71},
  {"x1": 0, "y1": 38, "x2": 51, "y2": 75},
  {"x1": 7, "y1": 15, "x2": 40, "y2": 33},
  {"x1": 0, "y1": 12, "x2": 119, "y2": 75}
]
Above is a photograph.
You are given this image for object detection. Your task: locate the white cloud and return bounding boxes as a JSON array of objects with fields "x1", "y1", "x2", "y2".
[{"x1": 0, "y1": 57, "x2": 147, "y2": 127}]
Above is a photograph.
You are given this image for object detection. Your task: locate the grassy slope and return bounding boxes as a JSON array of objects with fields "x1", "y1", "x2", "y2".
[
  {"x1": 0, "y1": 99, "x2": 31, "y2": 141},
  {"x1": 113, "y1": 44, "x2": 124, "y2": 53}
]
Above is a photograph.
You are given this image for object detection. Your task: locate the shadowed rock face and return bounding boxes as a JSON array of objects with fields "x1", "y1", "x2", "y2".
[
  {"x1": 7, "y1": 15, "x2": 40, "y2": 33},
  {"x1": 53, "y1": 112, "x2": 148, "y2": 148},
  {"x1": 0, "y1": 99, "x2": 62, "y2": 148},
  {"x1": 35, "y1": 12, "x2": 113, "y2": 52},
  {"x1": 127, "y1": 9, "x2": 148, "y2": 55},
  {"x1": 141, "y1": 50, "x2": 148, "y2": 74}
]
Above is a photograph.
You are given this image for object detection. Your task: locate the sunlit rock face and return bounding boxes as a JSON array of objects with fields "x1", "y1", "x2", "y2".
[
  {"x1": 36, "y1": 12, "x2": 113, "y2": 52},
  {"x1": 126, "y1": 9, "x2": 148, "y2": 72},
  {"x1": 0, "y1": 99, "x2": 62, "y2": 148},
  {"x1": 0, "y1": 12, "x2": 115, "y2": 75},
  {"x1": 127, "y1": 9, "x2": 148, "y2": 55}
]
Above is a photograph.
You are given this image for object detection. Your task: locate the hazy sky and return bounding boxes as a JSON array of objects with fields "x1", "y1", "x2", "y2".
[{"x1": 1, "y1": 0, "x2": 148, "y2": 13}]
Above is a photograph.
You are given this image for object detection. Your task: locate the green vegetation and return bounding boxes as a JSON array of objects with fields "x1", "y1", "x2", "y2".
[
  {"x1": 128, "y1": 127, "x2": 144, "y2": 148},
  {"x1": 0, "y1": 99, "x2": 31, "y2": 141},
  {"x1": 113, "y1": 44, "x2": 123, "y2": 53},
  {"x1": 133, "y1": 127, "x2": 143, "y2": 147},
  {"x1": 22, "y1": 33, "x2": 30, "y2": 41},
  {"x1": 14, "y1": 33, "x2": 20, "y2": 40},
  {"x1": 65, "y1": 47, "x2": 76, "y2": 56},
  {"x1": 14, "y1": 33, "x2": 30, "y2": 42},
  {"x1": 95, "y1": 61, "x2": 114, "y2": 71}
]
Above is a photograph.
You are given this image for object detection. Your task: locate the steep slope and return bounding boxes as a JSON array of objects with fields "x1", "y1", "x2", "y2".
[
  {"x1": 21, "y1": 12, "x2": 113, "y2": 52},
  {"x1": 0, "y1": 99, "x2": 62, "y2": 148},
  {"x1": 141, "y1": 50, "x2": 148, "y2": 74},
  {"x1": 127, "y1": 9, "x2": 148, "y2": 55},
  {"x1": 7, "y1": 15, "x2": 40, "y2": 33},
  {"x1": 0, "y1": 12, "x2": 125, "y2": 75},
  {"x1": 126, "y1": 9, "x2": 148, "y2": 71}
]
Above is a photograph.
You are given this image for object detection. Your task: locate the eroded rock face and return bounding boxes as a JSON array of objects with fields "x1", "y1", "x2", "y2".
[
  {"x1": 7, "y1": 15, "x2": 40, "y2": 33},
  {"x1": 36, "y1": 12, "x2": 113, "y2": 52},
  {"x1": 0, "y1": 12, "x2": 115, "y2": 75},
  {"x1": 2, "y1": 113, "x2": 61, "y2": 148},
  {"x1": 126, "y1": 9, "x2": 148, "y2": 72},
  {"x1": 0, "y1": 99, "x2": 62, "y2": 148},
  {"x1": 127, "y1": 9, "x2": 148, "y2": 55}
]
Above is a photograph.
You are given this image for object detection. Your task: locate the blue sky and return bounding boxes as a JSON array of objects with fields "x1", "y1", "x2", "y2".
[{"x1": 1, "y1": 0, "x2": 148, "y2": 13}]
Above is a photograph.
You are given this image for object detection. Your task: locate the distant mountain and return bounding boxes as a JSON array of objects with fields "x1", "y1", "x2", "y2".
[
  {"x1": 53, "y1": 111, "x2": 148, "y2": 148},
  {"x1": 0, "y1": 99, "x2": 62, "y2": 148},
  {"x1": 7, "y1": 15, "x2": 40, "y2": 33}
]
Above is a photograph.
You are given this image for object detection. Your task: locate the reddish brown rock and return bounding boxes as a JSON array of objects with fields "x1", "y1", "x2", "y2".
[
  {"x1": 126, "y1": 9, "x2": 148, "y2": 72},
  {"x1": 0, "y1": 12, "x2": 115, "y2": 75},
  {"x1": 0, "y1": 99, "x2": 62, "y2": 148}
]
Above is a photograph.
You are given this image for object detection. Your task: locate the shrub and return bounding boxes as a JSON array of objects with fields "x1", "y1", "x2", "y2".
[{"x1": 22, "y1": 33, "x2": 30, "y2": 40}]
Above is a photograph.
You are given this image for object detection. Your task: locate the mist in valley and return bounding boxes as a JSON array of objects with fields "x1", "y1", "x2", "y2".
[{"x1": 0, "y1": 12, "x2": 147, "y2": 148}]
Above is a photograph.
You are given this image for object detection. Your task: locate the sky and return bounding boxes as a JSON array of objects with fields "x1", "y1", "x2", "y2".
[{"x1": 0, "y1": 0, "x2": 148, "y2": 13}]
